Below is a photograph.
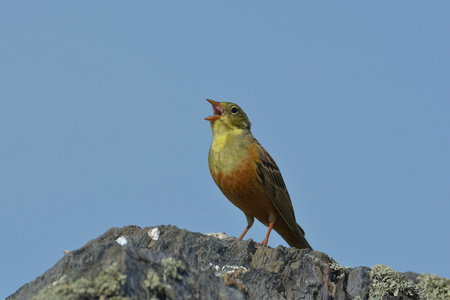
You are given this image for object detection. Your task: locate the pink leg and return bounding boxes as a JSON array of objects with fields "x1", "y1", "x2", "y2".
[
  {"x1": 239, "y1": 214, "x2": 254, "y2": 240},
  {"x1": 239, "y1": 225, "x2": 252, "y2": 240},
  {"x1": 261, "y1": 221, "x2": 275, "y2": 246}
]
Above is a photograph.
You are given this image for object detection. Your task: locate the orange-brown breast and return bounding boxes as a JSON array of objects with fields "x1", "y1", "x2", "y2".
[{"x1": 209, "y1": 143, "x2": 277, "y2": 227}]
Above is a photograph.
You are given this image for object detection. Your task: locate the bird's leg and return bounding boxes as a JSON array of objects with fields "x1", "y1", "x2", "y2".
[
  {"x1": 239, "y1": 214, "x2": 254, "y2": 239},
  {"x1": 239, "y1": 226, "x2": 251, "y2": 240},
  {"x1": 261, "y1": 212, "x2": 276, "y2": 246},
  {"x1": 261, "y1": 222, "x2": 275, "y2": 245}
]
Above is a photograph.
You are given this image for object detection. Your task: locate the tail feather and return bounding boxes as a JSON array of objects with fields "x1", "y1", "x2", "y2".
[{"x1": 277, "y1": 223, "x2": 312, "y2": 249}]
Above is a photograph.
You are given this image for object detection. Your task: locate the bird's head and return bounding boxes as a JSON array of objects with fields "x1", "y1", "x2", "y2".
[{"x1": 205, "y1": 99, "x2": 251, "y2": 133}]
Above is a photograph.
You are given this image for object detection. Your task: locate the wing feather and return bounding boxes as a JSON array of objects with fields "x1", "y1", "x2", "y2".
[{"x1": 253, "y1": 139, "x2": 306, "y2": 237}]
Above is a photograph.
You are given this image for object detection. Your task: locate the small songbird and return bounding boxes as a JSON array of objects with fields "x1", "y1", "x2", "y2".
[{"x1": 205, "y1": 99, "x2": 312, "y2": 249}]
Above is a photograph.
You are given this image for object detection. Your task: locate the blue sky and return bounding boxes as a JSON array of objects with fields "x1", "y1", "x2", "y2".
[{"x1": 1, "y1": 1, "x2": 449, "y2": 297}]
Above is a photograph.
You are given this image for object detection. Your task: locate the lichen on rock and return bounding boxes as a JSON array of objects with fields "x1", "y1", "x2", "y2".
[
  {"x1": 368, "y1": 264, "x2": 423, "y2": 300},
  {"x1": 161, "y1": 257, "x2": 186, "y2": 280},
  {"x1": 417, "y1": 273, "x2": 450, "y2": 300},
  {"x1": 330, "y1": 257, "x2": 350, "y2": 280},
  {"x1": 32, "y1": 262, "x2": 128, "y2": 300}
]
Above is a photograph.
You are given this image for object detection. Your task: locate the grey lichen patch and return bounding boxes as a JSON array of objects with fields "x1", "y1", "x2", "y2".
[
  {"x1": 144, "y1": 259, "x2": 185, "y2": 300},
  {"x1": 329, "y1": 258, "x2": 349, "y2": 280},
  {"x1": 210, "y1": 264, "x2": 249, "y2": 277},
  {"x1": 144, "y1": 269, "x2": 167, "y2": 300},
  {"x1": 368, "y1": 264, "x2": 423, "y2": 300},
  {"x1": 33, "y1": 262, "x2": 129, "y2": 300},
  {"x1": 161, "y1": 257, "x2": 186, "y2": 280},
  {"x1": 206, "y1": 232, "x2": 229, "y2": 240},
  {"x1": 417, "y1": 273, "x2": 450, "y2": 300},
  {"x1": 220, "y1": 266, "x2": 248, "y2": 294}
]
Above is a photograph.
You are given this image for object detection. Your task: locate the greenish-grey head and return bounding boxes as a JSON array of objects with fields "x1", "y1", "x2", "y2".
[{"x1": 205, "y1": 99, "x2": 251, "y2": 131}]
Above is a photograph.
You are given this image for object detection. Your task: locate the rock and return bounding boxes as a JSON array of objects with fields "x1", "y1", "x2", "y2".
[
  {"x1": 346, "y1": 267, "x2": 371, "y2": 299},
  {"x1": 6, "y1": 225, "x2": 445, "y2": 299}
]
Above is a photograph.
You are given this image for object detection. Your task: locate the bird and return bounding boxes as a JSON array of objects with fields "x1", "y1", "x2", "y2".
[{"x1": 205, "y1": 99, "x2": 312, "y2": 249}]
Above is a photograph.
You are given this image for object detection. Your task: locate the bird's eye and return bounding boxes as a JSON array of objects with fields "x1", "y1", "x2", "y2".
[{"x1": 231, "y1": 107, "x2": 238, "y2": 114}]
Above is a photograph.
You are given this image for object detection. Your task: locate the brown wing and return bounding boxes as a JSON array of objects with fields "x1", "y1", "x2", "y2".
[{"x1": 253, "y1": 139, "x2": 306, "y2": 237}]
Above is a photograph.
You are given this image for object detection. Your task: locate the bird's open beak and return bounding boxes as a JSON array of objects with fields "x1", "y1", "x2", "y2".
[{"x1": 205, "y1": 99, "x2": 222, "y2": 122}]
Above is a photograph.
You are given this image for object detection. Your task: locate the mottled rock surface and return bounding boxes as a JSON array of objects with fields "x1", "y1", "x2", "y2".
[{"x1": 7, "y1": 225, "x2": 427, "y2": 299}]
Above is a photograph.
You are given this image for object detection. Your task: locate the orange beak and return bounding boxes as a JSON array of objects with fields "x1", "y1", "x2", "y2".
[{"x1": 205, "y1": 99, "x2": 222, "y2": 122}]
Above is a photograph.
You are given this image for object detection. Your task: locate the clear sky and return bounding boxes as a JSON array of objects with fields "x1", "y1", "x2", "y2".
[{"x1": 1, "y1": 1, "x2": 449, "y2": 297}]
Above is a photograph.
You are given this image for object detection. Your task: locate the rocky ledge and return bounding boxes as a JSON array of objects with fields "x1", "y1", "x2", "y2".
[{"x1": 7, "y1": 225, "x2": 449, "y2": 299}]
